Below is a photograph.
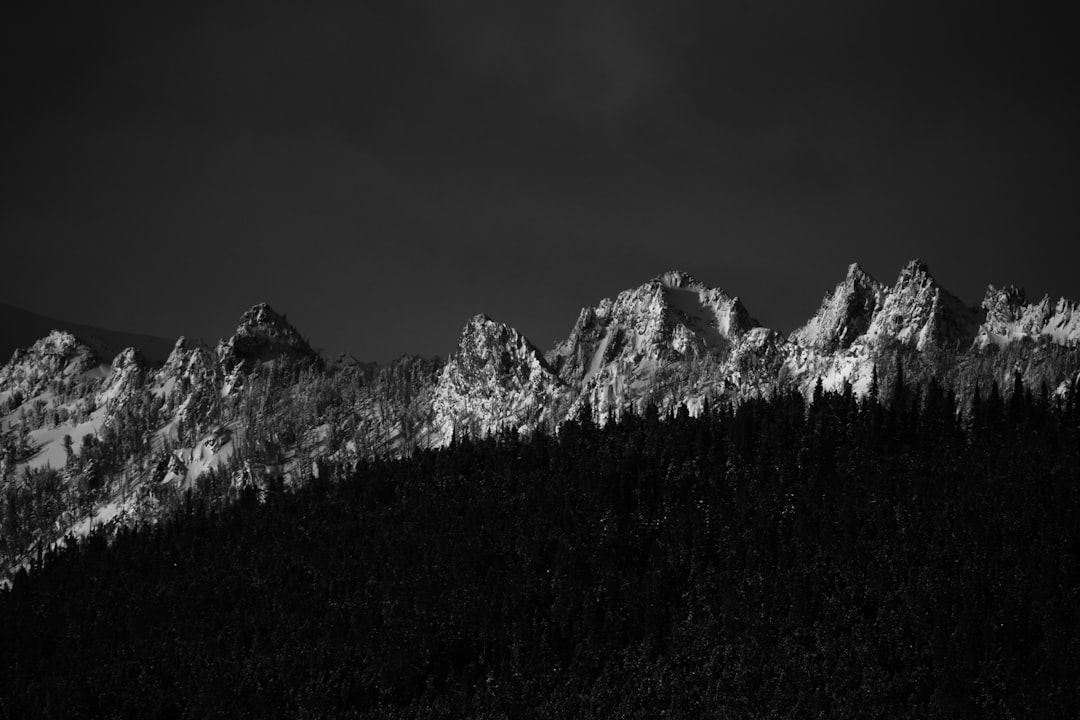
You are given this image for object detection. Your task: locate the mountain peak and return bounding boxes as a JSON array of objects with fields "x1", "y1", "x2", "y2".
[
  {"x1": 846, "y1": 262, "x2": 877, "y2": 283},
  {"x1": 982, "y1": 284, "x2": 1027, "y2": 313},
  {"x1": 790, "y1": 262, "x2": 887, "y2": 351},
  {"x1": 654, "y1": 270, "x2": 700, "y2": 289},
  {"x1": 465, "y1": 313, "x2": 495, "y2": 328},
  {"x1": 237, "y1": 302, "x2": 288, "y2": 332},
  {"x1": 97, "y1": 347, "x2": 148, "y2": 410},
  {"x1": 36, "y1": 330, "x2": 87, "y2": 356},
  {"x1": 865, "y1": 260, "x2": 980, "y2": 350},
  {"x1": 432, "y1": 314, "x2": 565, "y2": 444},
  {"x1": 0, "y1": 330, "x2": 101, "y2": 406},
  {"x1": 900, "y1": 258, "x2": 931, "y2": 278},
  {"x1": 18, "y1": 330, "x2": 99, "y2": 371},
  {"x1": 218, "y1": 303, "x2": 316, "y2": 376},
  {"x1": 545, "y1": 270, "x2": 763, "y2": 419},
  {"x1": 454, "y1": 314, "x2": 548, "y2": 366}
]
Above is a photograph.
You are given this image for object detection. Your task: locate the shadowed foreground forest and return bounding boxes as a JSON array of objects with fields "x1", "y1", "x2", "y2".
[{"x1": 2, "y1": 375, "x2": 1079, "y2": 719}]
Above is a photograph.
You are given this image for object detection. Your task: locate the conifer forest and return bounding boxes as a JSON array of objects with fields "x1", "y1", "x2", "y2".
[{"x1": 2, "y1": 373, "x2": 1078, "y2": 718}]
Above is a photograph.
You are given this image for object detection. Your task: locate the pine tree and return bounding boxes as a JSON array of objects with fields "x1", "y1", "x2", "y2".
[{"x1": 62, "y1": 434, "x2": 74, "y2": 465}]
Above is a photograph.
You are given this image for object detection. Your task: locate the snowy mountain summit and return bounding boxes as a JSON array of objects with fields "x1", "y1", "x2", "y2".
[
  {"x1": 793, "y1": 260, "x2": 986, "y2": 353},
  {"x1": 863, "y1": 259, "x2": 981, "y2": 351},
  {"x1": 217, "y1": 303, "x2": 316, "y2": 373},
  {"x1": 0, "y1": 331, "x2": 102, "y2": 402},
  {"x1": 546, "y1": 270, "x2": 772, "y2": 417},
  {"x1": 431, "y1": 314, "x2": 566, "y2": 444},
  {"x1": 216, "y1": 303, "x2": 318, "y2": 394},
  {"x1": 790, "y1": 263, "x2": 887, "y2": 352}
]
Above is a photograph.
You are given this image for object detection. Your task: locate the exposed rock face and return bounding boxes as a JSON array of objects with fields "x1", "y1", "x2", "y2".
[
  {"x1": 156, "y1": 337, "x2": 221, "y2": 397},
  {"x1": 217, "y1": 303, "x2": 317, "y2": 375},
  {"x1": 977, "y1": 286, "x2": 1080, "y2": 348},
  {"x1": 431, "y1": 315, "x2": 567, "y2": 445},
  {"x1": 97, "y1": 348, "x2": 148, "y2": 411},
  {"x1": 0, "y1": 331, "x2": 100, "y2": 393},
  {"x1": 547, "y1": 271, "x2": 768, "y2": 417},
  {"x1": 150, "y1": 337, "x2": 223, "y2": 438},
  {"x1": 216, "y1": 303, "x2": 319, "y2": 394},
  {"x1": 862, "y1": 260, "x2": 983, "y2": 352},
  {"x1": 785, "y1": 261, "x2": 986, "y2": 395},
  {"x1": 791, "y1": 263, "x2": 887, "y2": 352},
  {"x1": 0, "y1": 332, "x2": 105, "y2": 421}
]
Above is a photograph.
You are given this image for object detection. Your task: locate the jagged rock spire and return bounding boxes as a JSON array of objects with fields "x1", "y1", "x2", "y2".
[
  {"x1": 216, "y1": 303, "x2": 317, "y2": 374},
  {"x1": 864, "y1": 260, "x2": 981, "y2": 351},
  {"x1": 431, "y1": 314, "x2": 566, "y2": 445},
  {"x1": 790, "y1": 263, "x2": 887, "y2": 352}
]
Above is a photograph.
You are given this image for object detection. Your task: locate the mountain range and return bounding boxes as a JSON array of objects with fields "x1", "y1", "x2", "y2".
[{"x1": 2, "y1": 259, "x2": 1079, "y2": 578}]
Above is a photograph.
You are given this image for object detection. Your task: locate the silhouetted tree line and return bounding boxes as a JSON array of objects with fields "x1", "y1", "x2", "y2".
[{"x1": 1, "y1": 370, "x2": 1078, "y2": 718}]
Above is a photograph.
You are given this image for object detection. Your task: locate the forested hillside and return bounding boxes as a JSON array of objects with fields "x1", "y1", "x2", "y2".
[{"x1": 2, "y1": 374, "x2": 1078, "y2": 719}]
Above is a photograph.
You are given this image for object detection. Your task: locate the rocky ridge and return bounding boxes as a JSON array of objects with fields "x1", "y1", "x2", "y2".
[
  {"x1": 977, "y1": 285, "x2": 1080, "y2": 348},
  {"x1": 2, "y1": 261, "x2": 1080, "y2": 579}
]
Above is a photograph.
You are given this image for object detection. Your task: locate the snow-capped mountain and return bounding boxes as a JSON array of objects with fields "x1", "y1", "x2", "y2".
[
  {"x1": 790, "y1": 263, "x2": 887, "y2": 352},
  {"x1": 863, "y1": 260, "x2": 982, "y2": 351},
  {"x1": 432, "y1": 314, "x2": 567, "y2": 445},
  {"x1": 549, "y1": 270, "x2": 760, "y2": 385},
  {"x1": 546, "y1": 270, "x2": 780, "y2": 417},
  {"x1": 217, "y1": 302, "x2": 318, "y2": 394},
  {"x1": 2, "y1": 261, "x2": 1080, "y2": 581},
  {"x1": 0, "y1": 330, "x2": 104, "y2": 405}
]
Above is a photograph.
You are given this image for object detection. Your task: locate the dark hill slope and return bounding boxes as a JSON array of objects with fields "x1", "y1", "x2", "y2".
[{"x1": 2, "y1": 381, "x2": 1078, "y2": 719}]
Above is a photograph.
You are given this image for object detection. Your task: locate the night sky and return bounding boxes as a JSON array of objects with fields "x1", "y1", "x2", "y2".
[{"x1": 3, "y1": 1, "x2": 1078, "y2": 362}]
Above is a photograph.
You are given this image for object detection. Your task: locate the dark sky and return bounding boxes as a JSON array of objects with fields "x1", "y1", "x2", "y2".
[{"x1": 3, "y1": 1, "x2": 1078, "y2": 361}]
